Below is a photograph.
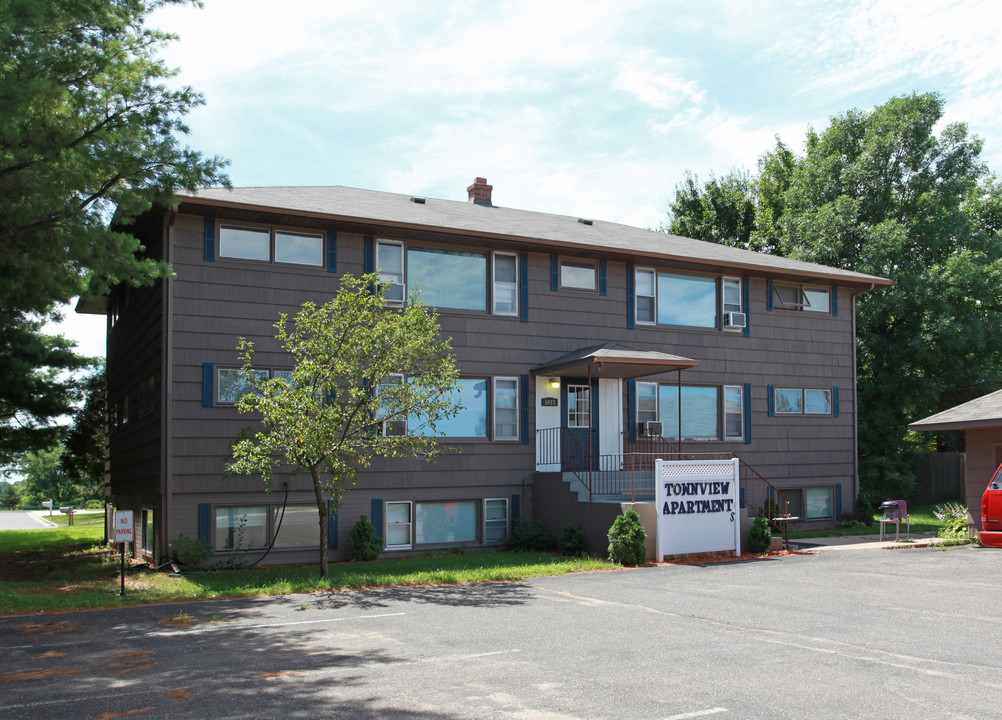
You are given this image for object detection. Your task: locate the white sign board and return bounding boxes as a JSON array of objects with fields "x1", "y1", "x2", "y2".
[
  {"x1": 114, "y1": 510, "x2": 134, "y2": 544},
  {"x1": 656, "y1": 458, "x2": 741, "y2": 559}
]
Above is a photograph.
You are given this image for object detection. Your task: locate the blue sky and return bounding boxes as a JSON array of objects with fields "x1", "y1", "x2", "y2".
[{"x1": 56, "y1": 0, "x2": 1002, "y2": 356}]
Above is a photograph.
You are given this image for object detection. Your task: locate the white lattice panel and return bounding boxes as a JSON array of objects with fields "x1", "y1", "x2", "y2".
[
  {"x1": 655, "y1": 458, "x2": 741, "y2": 558},
  {"x1": 659, "y1": 463, "x2": 725, "y2": 477}
]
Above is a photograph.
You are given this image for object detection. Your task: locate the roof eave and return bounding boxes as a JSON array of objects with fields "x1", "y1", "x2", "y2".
[
  {"x1": 173, "y1": 194, "x2": 895, "y2": 290},
  {"x1": 909, "y1": 418, "x2": 1002, "y2": 432}
]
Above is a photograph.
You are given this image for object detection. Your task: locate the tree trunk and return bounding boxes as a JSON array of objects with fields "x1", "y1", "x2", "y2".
[{"x1": 311, "y1": 467, "x2": 329, "y2": 579}]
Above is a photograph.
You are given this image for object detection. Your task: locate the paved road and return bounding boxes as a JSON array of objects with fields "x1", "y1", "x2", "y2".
[
  {"x1": 0, "y1": 511, "x2": 50, "y2": 531},
  {"x1": 1, "y1": 544, "x2": 999, "y2": 719}
]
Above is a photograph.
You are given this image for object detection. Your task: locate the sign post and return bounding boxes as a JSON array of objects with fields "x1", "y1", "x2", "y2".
[{"x1": 114, "y1": 510, "x2": 134, "y2": 596}]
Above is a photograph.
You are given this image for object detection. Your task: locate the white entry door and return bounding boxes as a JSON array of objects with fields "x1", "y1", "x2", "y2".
[{"x1": 598, "y1": 378, "x2": 623, "y2": 470}]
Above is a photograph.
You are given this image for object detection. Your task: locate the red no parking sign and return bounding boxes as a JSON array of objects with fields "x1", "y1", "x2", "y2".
[
  {"x1": 114, "y1": 510, "x2": 134, "y2": 543},
  {"x1": 114, "y1": 510, "x2": 133, "y2": 596}
]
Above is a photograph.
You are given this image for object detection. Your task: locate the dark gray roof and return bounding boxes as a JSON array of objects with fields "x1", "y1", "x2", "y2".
[
  {"x1": 178, "y1": 185, "x2": 894, "y2": 288},
  {"x1": 909, "y1": 388, "x2": 1002, "y2": 431},
  {"x1": 532, "y1": 343, "x2": 698, "y2": 379}
]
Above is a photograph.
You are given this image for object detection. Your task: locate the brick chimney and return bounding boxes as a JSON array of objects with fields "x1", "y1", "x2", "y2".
[{"x1": 467, "y1": 177, "x2": 493, "y2": 206}]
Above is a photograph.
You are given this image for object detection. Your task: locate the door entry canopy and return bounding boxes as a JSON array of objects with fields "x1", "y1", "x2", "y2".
[{"x1": 532, "y1": 342, "x2": 699, "y2": 380}]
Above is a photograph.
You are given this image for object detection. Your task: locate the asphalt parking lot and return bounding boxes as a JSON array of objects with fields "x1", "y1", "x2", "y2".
[{"x1": 1, "y1": 543, "x2": 999, "y2": 719}]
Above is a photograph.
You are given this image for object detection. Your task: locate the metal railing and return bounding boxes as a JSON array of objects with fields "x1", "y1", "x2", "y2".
[
  {"x1": 535, "y1": 428, "x2": 793, "y2": 529},
  {"x1": 535, "y1": 426, "x2": 591, "y2": 469}
]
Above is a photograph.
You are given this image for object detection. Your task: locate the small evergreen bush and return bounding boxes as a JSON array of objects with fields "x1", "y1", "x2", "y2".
[
  {"x1": 607, "y1": 510, "x2": 646, "y2": 565},
  {"x1": 853, "y1": 491, "x2": 877, "y2": 522},
  {"x1": 559, "y1": 522, "x2": 586, "y2": 557},
  {"x1": 505, "y1": 521, "x2": 558, "y2": 552},
  {"x1": 747, "y1": 516, "x2": 771, "y2": 553},
  {"x1": 171, "y1": 534, "x2": 213, "y2": 570},
  {"x1": 349, "y1": 514, "x2": 383, "y2": 561}
]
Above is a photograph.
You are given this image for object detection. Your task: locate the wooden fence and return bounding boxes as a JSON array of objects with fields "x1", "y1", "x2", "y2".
[{"x1": 914, "y1": 452, "x2": 965, "y2": 505}]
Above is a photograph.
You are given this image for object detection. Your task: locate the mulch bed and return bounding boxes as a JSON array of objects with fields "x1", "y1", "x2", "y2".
[{"x1": 652, "y1": 549, "x2": 816, "y2": 566}]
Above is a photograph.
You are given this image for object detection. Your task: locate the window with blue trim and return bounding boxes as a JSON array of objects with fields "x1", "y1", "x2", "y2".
[
  {"x1": 635, "y1": 381, "x2": 744, "y2": 441},
  {"x1": 380, "y1": 375, "x2": 517, "y2": 440},
  {"x1": 409, "y1": 378, "x2": 488, "y2": 438},
  {"x1": 635, "y1": 267, "x2": 656, "y2": 324},
  {"x1": 215, "y1": 367, "x2": 290, "y2": 405},
  {"x1": 492, "y1": 253, "x2": 518, "y2": 316},
  {"x1": 375, "y1": 240, "x2": 518, "y2": 315},
  {"x1": 633, "y1": 267, "x2": 738, "y2": 329},
  {"x1": 773, "y1": 283, "x2": 830, "y2": 312},
  {"x1": 493, "y1": 377, "x2": 519, "y2": 441},
  {"x1": 774, "y1": 387, "x2": 833, "y2": 415},
  {"x1": 408, "y1": 246, "x2": 487, "y2": 310},
  {"x1": 218, "y1": 224, "x2": 325, "y2": 267},
  {"x1": 723, "y1": 385, "x2": 743, "y2": 440},
  {"x1": 782, "y1": 487, "x2": 834, "y2": 519},
  {"x1": 560, "y1": 259, "x2": 597, "y2": 291}
]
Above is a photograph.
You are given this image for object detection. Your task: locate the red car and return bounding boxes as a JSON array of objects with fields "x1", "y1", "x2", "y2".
[{"x1": 981, "y1": 463, "x2": 1002, "y2": 547}]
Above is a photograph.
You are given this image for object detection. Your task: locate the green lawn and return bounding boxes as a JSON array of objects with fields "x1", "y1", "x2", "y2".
[
  {"x1": 39, "y1": 511, "x2": 106, "y2": 528},
  {"x1": 786, "y1": 503, "x2": 950, "y2": 539},
  {"x1": 0, "y1": 524, "x2": 616, "y2": 616}
]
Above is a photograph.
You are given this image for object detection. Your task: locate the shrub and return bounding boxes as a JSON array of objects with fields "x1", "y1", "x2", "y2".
[
  {"x1": 607, "y1": 511, "x2": 646, "y2": 566},
  {"x1": 349, "y1": 515, "x2": 383, "y2": 561},
  {"x1": 82, "y1": 499, "x2": 104, "y2": 509},
  {"x1": 171, "y1": 534, "x2": 213, "y2": 570},
  {"x1": 559, "y1": 523, "x2": 586, "y2": 557},
  {"x1": 747, "y1": 516, "x2": 771, "y2": 553},
  {"x1": 853, "y1": 491, "x2": 878, "y2": 521},
  {"x1": 505, "y1": 521, "x2": 558, "y2": 552},
  {"x1": 836, "y1": 518, "x2": 870, "y2": 530},
  {"x1": 761, "y1": 497, "x2": 782, "y2": 520},
  {"x1": 934, "y1": 502, "x2": 969, "y2": 539}
]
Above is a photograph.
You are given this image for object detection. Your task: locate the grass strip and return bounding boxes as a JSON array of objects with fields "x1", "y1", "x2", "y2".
[
  {"x1": 786, "y1": 502, "x2": 950, "y2": 539},
  {"x1": 0, "y1": 525, "x2": 615, "y2": 616}
]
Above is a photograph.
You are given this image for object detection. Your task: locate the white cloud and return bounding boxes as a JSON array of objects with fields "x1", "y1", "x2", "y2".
[
  {"x1": 150, "y1": 0, "x2": 1002, "y2": 217},
  {"x1": 614, "y1": 53, "x2": 706, "y2": 111}
]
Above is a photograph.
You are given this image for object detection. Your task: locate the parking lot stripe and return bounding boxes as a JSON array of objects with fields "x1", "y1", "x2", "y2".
[{"x1": 664, "y1": 709, "x2": 728, "y2": 719}]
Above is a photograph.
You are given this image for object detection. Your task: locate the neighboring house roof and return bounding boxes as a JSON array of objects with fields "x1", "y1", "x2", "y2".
[
  {"x1": 532, "y1": 343, "x2": 699, "y2": 379},
  {"x1": 176, "y1": 185, "x2": 894, "y2": 289},
  {"x1": 909, "y1": 388, "x2": 1002, "y2": 431}
]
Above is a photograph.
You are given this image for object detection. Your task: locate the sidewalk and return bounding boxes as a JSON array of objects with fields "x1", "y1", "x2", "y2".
[
  {"x1": 791, "y1": 531, "x2": 949, "y2": 551},
  {"x1": 25, "y1": 511, "x2": 58, "y2": 528}
]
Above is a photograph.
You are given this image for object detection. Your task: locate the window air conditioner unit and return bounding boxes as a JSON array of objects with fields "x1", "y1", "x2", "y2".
[
  {"x1": 641, "y1": 421, "x2": 663, "y2": 437},
  {"x1": 384, "y1": 282, "x2": 406, "y2": 304},
  {"x1": 724, "y1": 312, "x2": 747, "y2": 329}
]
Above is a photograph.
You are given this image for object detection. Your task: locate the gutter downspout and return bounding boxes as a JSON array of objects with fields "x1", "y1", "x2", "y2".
[{"x1": 850, "y1": 283, "x2": 874, "y2": 507}]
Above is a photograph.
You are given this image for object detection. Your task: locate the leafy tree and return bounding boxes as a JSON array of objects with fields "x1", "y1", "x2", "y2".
[
  {"x1": 60, "y1": 366, "x2": 107, "y2": 501},
  {"x1": 664, "y1": 169, "x2": 758, "y2": 251},
  {"x1": 665, "y1": 93, "x2": 1002, "y2": 499},
  {"x1": 1, "y1": 0, "x2": 228, "y2": 459},
  {"x1": 0, "y1": 480, "x2": 21, "y2": 508},
  {"x1": 225, "y1": 274, "x2": 462, "y2": 578},
  {"x1": 16, "y1": 446, "x2": 77, "y2": 506}
]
